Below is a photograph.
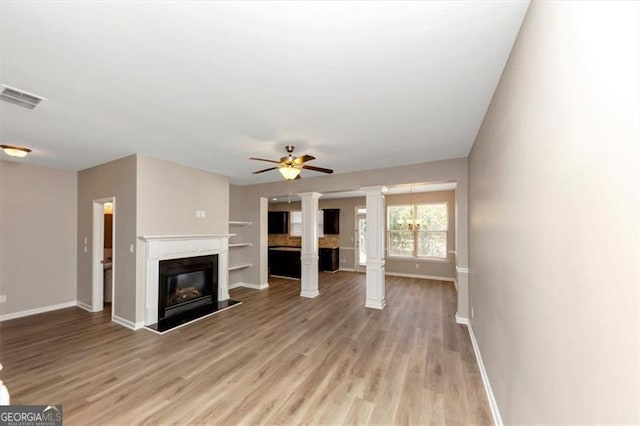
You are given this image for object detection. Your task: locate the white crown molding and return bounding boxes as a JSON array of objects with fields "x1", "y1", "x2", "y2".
[
  {"x1": 360, "y1": 185, "x2": 389, "y2": 193},
  {"x1": 0, "y1": 301, "x2": 77, "y2": 322}
]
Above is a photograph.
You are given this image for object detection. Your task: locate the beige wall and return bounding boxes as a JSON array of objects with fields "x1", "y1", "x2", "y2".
[
  {"x1": 235, "y1": 157, "x2": 469, "y2": 315},
  {"x1": 0, "y1": 161, "x2": 77, "y2": 316},
  {"x1": 136, "y1": 156, "x2": 229, "y2": 236},
  {"x1": 77, "y1": 155, "x2": 137, "y2": 321},
  {"x1": 468, "y1": 1, "x2": 639, "y2": 423},
  {"x1": 136, "y1": 156, "x2": 229, "y2": 322}
]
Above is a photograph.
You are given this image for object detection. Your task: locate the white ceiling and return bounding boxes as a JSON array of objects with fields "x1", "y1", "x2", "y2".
[{"x1": 0, "y1": 1, "x2": 529, "y2": 184}]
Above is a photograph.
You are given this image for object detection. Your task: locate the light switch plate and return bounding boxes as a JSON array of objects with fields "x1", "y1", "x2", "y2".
[{"x1": 0, "y1": 295, "x2": 6, "y2": 303}]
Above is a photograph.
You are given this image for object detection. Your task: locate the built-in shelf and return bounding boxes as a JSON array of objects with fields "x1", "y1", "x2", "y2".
[
  {"x1": 229, "y1": 243, "x2": 253, "y2": 248},
  {"x1": 229, "y1": 220, "x2": 252, "y2": 273},
  {"x1": 229, "y1": 263, "x2": 252, "y2": 271}
]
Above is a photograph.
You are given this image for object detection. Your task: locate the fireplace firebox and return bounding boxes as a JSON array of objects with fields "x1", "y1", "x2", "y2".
[{"x1": 158, "y1": 255, "x2": 218, "y2": 320}]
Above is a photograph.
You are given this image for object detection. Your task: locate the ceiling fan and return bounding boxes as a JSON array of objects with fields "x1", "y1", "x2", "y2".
[{"x1": 250, "y1": 145, "x2": 334, "y2": 180}]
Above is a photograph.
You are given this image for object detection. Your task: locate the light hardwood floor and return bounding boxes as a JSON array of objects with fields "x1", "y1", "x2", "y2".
[{"x1": 0, "y1": 272, "x2": 490, "y2": 425}]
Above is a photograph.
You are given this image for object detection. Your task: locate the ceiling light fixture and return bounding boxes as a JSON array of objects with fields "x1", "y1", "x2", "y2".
[
  {"x1": 278, "y1": 165, "x2": 301, "y2": 180},
  {"x1": 396, "y1": 185, "x2": 422, "y2": 231},
  {"x1": 0, "y1": 144, "x2": 32, "y2": 158}
]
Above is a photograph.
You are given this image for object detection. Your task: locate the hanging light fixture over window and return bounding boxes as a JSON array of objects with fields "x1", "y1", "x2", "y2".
[
  {"x1": 0, "y1": 144, "x2": 31, "y2": 158},
  {"x1": 278, "y1": 165, "x2": 301, "y2": 180},
  {"x1": 397, "y1": 185, "x2": 422, "y2": 231}
]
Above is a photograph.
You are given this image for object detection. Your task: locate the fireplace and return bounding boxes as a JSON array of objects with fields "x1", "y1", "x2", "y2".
[
  {"x1": 140, "y1": 234, "x2": 240, "y2": 332},
  {"x1": 158, "y1": 255, "x2": 218, "y2": 320}
]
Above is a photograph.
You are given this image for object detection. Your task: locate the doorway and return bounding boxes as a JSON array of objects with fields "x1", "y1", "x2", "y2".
[
  {"x1": 92, "y1": 197, "x2": 116, "y2": 318},
  {"x1": 355, "y1": 206, "x2": 367, "y2": 272}
]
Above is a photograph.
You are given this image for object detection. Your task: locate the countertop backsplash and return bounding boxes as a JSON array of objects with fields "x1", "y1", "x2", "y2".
[{"x1": 268, "y1": 234, "x2": 340, "y2": 249}]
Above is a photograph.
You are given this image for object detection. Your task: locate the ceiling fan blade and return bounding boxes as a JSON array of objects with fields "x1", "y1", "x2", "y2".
[
  {"x1": 294, "y1": 154, "x2": 316, "y2": 165},
  {"x1": 252, "y1": 167, "x2": 278, "y2": 174},
  {"x1": 249, "y1": 157, "x2": 281, "y2": 164},
  {"x1": 302, "y1": 165, "x2": 334, "y2": 174}
]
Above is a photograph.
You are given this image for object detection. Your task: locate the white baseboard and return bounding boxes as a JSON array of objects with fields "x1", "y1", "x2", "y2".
[
  {"x1": 300, "y1": 289, "x2": 319, "y2": 298},
  {"x1": 338, "y1": 267, "x2": 357, "y2": 272},
  {"x1": 365, "y1": 300, "x2": 386, "y2": 310},
  {"x1": 455, "y1": 313, "x2": 469, "y2": 325},
  {"x1": 76, "y1": 301, "x2": 94, "y2": 312},
  {"x1": 385, "y1": 271, "x2": 455, "y2": 282},
  {"x1": 269, "y1": 274, "x2": 300, "y2": 281},
  {"x1": 112, "y1": 315, "x2": 145, "y2": 331},
  {"x1": 457, "y1": 319, "x2": 502, "y2": 425},
  {"x1": 229, "y1": 282, "x2": 269, "y2": 290},
  {"x1": 0, "y1": 300, "x2": 78, "y2": 322}
]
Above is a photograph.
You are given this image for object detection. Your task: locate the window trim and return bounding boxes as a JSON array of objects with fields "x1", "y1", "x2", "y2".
[{"x1": 386, "y1": 201, "x2": 449, "y2": 260}]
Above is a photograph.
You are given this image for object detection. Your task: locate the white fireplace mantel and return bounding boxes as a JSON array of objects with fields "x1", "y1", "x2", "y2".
[{"x1": 139, "y1": 234, "x2": 232, "y2": 326}]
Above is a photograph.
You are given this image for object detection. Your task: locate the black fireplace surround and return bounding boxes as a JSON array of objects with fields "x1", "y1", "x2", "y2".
[{"x1": 158, "y1": 255, "x2": 218, "y2": 320}]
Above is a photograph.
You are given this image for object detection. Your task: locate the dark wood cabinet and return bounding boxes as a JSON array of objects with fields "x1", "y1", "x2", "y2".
[
  {"x1": 268, "y1": 248, "x2": 301, "y2": 278},
  {"x1": 322, "y1": 209, "x2": 340, "y2": 235},
  {"x1": 319, "y1": 247, "x2": 339, "y2": 272},
  {"x1": 268, "y1": 211, "x2": 289, "y2": 234}
]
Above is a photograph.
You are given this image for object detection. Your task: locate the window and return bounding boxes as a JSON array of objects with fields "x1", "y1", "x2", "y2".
[
  {"x1": 289, "y1": 210, "x2": 324, "y2": 237},
  {"x1": 387, "y1": 203, "x2": 448, "y2": 259},
  {"x1": 290, "y1": 211, "x2": 302, "y2": 236}
]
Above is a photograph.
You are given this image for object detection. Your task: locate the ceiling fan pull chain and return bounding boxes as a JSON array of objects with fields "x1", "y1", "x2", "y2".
[{"x1": 288, "y1": 180, "x2": 293, "y2": 204}]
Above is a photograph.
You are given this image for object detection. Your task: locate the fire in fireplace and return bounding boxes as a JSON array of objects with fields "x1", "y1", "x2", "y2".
[{"x1": 159, "y1": 255, "x2": 218, "y2": 320}]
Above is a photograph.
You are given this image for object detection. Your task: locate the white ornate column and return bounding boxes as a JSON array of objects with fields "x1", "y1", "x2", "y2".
[
  {"x1": 299, "y1": 192, "x2": 321, "y2": 298},
  {"x1": 363, "y1": 186, "x2": 388, "y2": 309}
]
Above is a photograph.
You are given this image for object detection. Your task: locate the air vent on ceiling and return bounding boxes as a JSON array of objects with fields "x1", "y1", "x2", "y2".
[{"x1": 0, "y1": 84, "x2": 47, "y2": 110}]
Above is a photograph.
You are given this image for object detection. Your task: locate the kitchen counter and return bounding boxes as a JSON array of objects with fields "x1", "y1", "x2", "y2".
[
  {"x1": 268, "y1": 246, "x2": 340, "y2": 275},
  {"x1": 268, "y1": 247, "x2": 301, "y2": 278}
]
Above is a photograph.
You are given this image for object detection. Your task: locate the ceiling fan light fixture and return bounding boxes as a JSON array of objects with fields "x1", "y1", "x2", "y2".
[
  {"x1": 279, "y1": 165, "x2": 301, "y2": 180},
  {"x1": 0, "y1": 144, "x2": 32, "y2": 158}
]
